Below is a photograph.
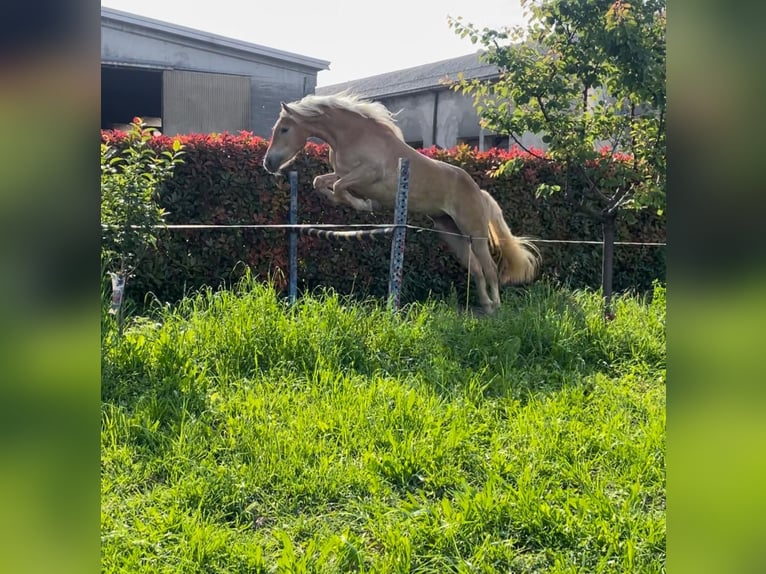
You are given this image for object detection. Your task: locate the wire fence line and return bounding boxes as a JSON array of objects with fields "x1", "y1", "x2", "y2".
[{"x1": 101, "y1": 222, "x2": 666, "y2": 247}]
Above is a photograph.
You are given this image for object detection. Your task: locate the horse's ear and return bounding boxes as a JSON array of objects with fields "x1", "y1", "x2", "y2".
[{"x1": 281, "y1": 102, "x2": 294, "y2": 115}]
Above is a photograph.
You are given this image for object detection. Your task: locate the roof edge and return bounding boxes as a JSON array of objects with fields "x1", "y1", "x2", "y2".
[
  {"x1": 316, "y1": 51, "x2": 499, "y2": 97},
  {"x1": 316, "y1": 62, "x2": 500, "y2": 97},
  {"x1": 101, "y1": 7, "x2": 330, "y2": 71},
  {"x1": 317, "y1": 74, "x2": 498, "y2": 100}
]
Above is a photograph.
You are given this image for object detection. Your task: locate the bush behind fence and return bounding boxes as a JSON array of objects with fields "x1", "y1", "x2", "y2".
[{"x1": 101, "y1": 131, "x2": 666, "y2": 307}]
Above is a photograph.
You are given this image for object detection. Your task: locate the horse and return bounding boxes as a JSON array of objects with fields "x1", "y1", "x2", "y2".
[{"x1": 262, "y1": 93, "x2": 540, "y2": 313}]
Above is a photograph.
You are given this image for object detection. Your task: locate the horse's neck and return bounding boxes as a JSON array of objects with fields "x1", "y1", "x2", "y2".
[
  {"x1": 303, "y1": 109, "x2": 377, "y2": 149},
  {"x1": 301, "y1": 109, "x2": 343, "y2": 148}
]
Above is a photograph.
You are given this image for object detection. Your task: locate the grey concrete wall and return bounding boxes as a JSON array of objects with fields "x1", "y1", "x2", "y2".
[
  {"x1": 381, "y1": 93, "x2": 436, "y2": 146},
  {"x1": 433, "y1": 89, "x2": 477, "y2": 148},
  {"x1": 378, "y1": 88, "x2": 545, "y2": 151},
  {"x1": 102, "y1": 25, "x2": 318, "y2": 136},
  {"x1": 377, "y1": 89, "x2": 483, "y2": 148}
]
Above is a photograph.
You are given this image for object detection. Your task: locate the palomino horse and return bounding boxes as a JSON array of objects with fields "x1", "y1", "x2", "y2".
[{"x1": 263, "y1": 93, "x2": 540, "y2": 313}]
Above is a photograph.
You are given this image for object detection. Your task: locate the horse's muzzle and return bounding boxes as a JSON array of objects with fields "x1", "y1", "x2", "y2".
[{"x1": 263, "y1": 155, "x2": 280, "y2": 174}]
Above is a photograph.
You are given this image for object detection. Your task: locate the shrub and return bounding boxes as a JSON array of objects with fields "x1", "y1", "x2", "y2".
[
  {"x1": 101, "y1": 119, "x2": 184, "y2": 324},
  {"x1": 100, "y1": 132, "x2": 665, "y2": 308}
]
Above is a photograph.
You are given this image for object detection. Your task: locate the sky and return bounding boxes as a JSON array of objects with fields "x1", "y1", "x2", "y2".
[{"x1": 100, "y1": 0, "x2": 526, "y2": 87}]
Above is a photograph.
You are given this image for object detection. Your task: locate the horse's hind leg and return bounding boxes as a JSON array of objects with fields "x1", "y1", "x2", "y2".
[
  {"x1": 433, "y1": 216, "x2": 495, "y2": 312},
  {"x1": 471, "y1": 236, "x2": 501, "y2": 311},
  {"x1": 446, "y1": 209, "x2": 502, "y2": 313}
]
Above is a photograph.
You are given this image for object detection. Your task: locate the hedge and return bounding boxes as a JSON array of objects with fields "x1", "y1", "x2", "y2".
[{"x1": 101, "y1": 130, "x2": 665, "y2": 307}]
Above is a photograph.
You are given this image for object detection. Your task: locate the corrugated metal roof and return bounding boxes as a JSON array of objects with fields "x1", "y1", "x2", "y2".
[
  {"x1": 316, "y1": 52, "x2": 498, "y2": 98},
  {"x1": 101, "y1": 7, "x2": 330, "y2": 71}
]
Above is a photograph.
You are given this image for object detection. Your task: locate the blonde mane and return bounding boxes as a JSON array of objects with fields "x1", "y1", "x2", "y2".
[{"x1": 284, "y1": 92, "x2": 405, "y2": 141}]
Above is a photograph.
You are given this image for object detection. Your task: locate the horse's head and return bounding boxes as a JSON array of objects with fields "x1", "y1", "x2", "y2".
[{"x1": 263, "y1": 102, "x2": 308, "y2": 174}]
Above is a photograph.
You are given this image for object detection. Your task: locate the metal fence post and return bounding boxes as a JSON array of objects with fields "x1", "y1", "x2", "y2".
[
  {"x1": 388, "y1": 158, "x2": 410, "y2": 311},
  {"x1": 289, "y1": 171, "x2": 298, "y2": 305}
]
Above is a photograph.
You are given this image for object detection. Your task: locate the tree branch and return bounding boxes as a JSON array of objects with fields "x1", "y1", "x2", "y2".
[
  {"x1": 576, "y1": 199, "x2": 606, "y2": 221},
  {"x1": 655, "y1": 107, "x2": 665, "y2": 151},
  {"x1": 607, "y1": 183, "x2": 635, "y2": 215},
  {"x1": 573, "y1": 160, "x2": 609, "y2": 204},
  {"x1": 535, "y1": 95, "x2": 554, "y2": 130},
  {"x1": 629, "y1": 100, "x2": 640, "y2": 174},
  {"x1": 508, "y1": 131, "x2": 551, "y2": 161},
  {"x1": 566, "y1": 161, "x2": 606, "y2": 222}
]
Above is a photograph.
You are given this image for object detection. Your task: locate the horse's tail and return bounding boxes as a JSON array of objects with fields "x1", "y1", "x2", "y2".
[{"x1": 481, "y1": 189, "x2": 541, "y2": 285}]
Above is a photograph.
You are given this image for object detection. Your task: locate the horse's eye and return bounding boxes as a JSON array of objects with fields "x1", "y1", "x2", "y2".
[{"x1": 279, "y1": 127, "x2": 289, "y2": 134}]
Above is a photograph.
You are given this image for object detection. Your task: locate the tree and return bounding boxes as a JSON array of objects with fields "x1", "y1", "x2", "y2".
[
  {"x1": 449, "y1": 0, "x2": 665, "y2": 318},
  {"x1": 101, "y1": 118, "x2": 184, "y2": 332}
]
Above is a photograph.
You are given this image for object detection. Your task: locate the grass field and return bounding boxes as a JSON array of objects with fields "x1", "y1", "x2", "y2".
[{"x1": 101, "y1": 279, "x2": 665, "y2": 573}]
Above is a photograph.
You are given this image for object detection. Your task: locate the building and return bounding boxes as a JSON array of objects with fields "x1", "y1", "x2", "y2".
[
  {"x1": 316, "y1": 52, "x2": 544, "y2": 151},
  {"x1": 101, "y1": 7, "x2": 330, "y2": 136}
]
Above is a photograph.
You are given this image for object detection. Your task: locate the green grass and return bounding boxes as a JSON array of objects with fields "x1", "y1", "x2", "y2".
[{"x1": 101, "y1": 278, "x2": 665, "y2": 573}]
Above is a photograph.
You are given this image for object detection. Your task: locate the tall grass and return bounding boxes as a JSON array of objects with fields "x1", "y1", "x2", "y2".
[{"x1": 102, "y1": 277, "x2": 665, "y2": 573}]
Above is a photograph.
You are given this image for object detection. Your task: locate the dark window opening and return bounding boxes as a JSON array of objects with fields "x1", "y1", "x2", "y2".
[
  {"x1": 491, "y1": 135, "x2": 511, "y2": 150},
  {"x1": 101, "y1": 66, "x2": 163, "y2": 130},
  {"x1": 406, "y1": 140, "x2": 424, "y2": 149},
  {"x1": 457, "y1": 137, "x2": 480, "y2": 149},
  {"x1": 457, "y1": 135, "x2": 512, "y2": 151}
]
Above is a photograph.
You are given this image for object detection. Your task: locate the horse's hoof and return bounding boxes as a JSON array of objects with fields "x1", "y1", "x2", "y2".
[{"x1": 467, "y1": 305, "x2": 495, "y2": 317}]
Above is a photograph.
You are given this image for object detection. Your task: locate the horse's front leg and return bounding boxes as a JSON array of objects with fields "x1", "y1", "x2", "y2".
[
  {"x1": 313, "y1": 171, "x2": 378, "y2": 212},
  {"x1": 331, "y1": 166, "x2": 381, "y2": 212},
  {"x1": 313, "y1": 172, "x2": 341, "y2": 204},
  {"x1": 315, "y1": 173, "x2": 375, "y2": 211}
]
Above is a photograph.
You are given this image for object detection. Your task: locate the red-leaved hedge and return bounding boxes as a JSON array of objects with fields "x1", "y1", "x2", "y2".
[{"x1": 101, "y1": 130, "x2": 665, "y2": 307}]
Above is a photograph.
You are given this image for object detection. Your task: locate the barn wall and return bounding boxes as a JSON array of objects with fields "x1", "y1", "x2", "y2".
[
  {"x1": 162, "y1": 70, "x2": 250, "y2": 135},
  {"x1": 101, "y1": 23, "x2": 320, "y2": 136},
  {"x1": 378, "y1": 93, "x2": 436, "y2": 147},
  {"x1": 379, "y1": 90, "x2": 484, "y2": 149},
  {"x1": 377, "y1": 89, "x2": 545, "y2": 151}
]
